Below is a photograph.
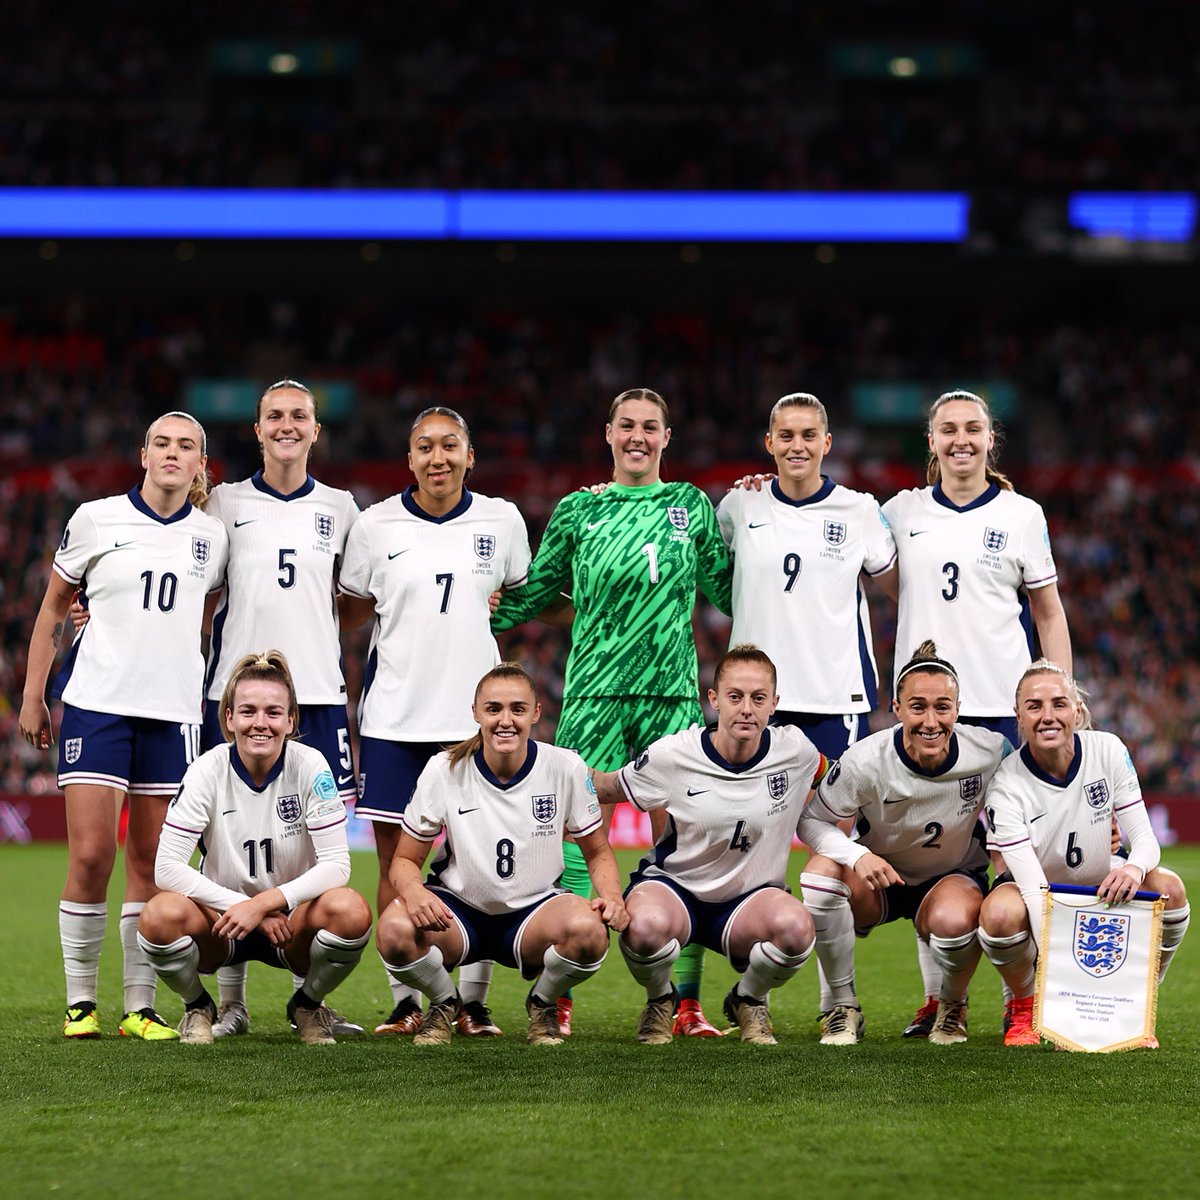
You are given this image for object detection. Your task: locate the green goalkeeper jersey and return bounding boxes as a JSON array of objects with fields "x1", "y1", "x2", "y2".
[{"x1": 493, "y1": 480, "x2": 732, "y2": 700}]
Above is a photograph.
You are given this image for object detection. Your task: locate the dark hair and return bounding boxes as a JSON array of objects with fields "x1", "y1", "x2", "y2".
[
  {"x1": 768, "y1": 392, "x2": 828, "y2": 435},
  {"x1": 411, "y1": 406, "x2": 472, "y2": 447},
  {"x1": 713, "y1": 643, "x2": 777, "y2": 692},
  {"x1": 219, "y1": 650, "x2": 300, "y2": 742},
  {"x1": 895, "y1": 639, "x2": 960, "y2": 700},
  {"x1": 446, "y1": 662, "x2": 537, "y2": 767},
  {"x1": 925, "y1": 390, "x2": 1012, "y2": 491},
  {"x1": 608, "y1": 388, "x2": 670, "y2": 426},
  {"x1": 257, "y1": 379, "x2": 318, "y2": 424}
]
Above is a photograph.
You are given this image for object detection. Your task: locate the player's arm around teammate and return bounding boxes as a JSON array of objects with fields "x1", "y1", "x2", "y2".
[
  {"x1": 798, "y1": 642, "x2": 1012, "y2": 1047},
  {"x1": 19, "y1": 412, "x2": 228, "y2": 1041},
  {"x1": 593, "y1": 646, "x2": 824, "y2": 1046},
  {"x1": 137, "y1": 651, "x2": 371, "y2": 1045},
  {"x1": 978, "y1": 661, "x2": 1188, "y2": 1048},
  {"x1": 376, "y1": 664, "x2": 627, "y2": 1046}
]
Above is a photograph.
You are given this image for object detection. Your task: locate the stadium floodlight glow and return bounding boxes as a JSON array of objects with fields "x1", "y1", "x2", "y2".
[
  {"x1": 0, "y1": 188, "x2": 969, "y2": 242},
  {"x1": 268, "y1": 53, "x2": 299, "y2": 74},
  {"x1": 888, "y1": 57, "x2": 919, "y2": 77},
  {"x1": 1068, "y1": 192, "x2": 1197, "y2": 242}
]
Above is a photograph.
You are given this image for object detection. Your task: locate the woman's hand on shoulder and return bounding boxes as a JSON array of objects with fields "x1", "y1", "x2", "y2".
[{"x1": 730, "y1": 473, "x2": 773, "y2": 492}]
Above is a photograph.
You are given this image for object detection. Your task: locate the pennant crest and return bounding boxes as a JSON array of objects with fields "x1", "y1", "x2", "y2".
[
  {"x1": 1073, "y1": 910, "x2": 1129, "y2": 978},
  {"x1": 276, "y1": 793, "x2": 302, "y2": 824}
]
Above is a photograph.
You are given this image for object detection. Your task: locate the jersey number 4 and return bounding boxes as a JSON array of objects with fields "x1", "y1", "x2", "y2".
[{"x1": 729, "y1": 820, "x2": 752, "y2": 854}]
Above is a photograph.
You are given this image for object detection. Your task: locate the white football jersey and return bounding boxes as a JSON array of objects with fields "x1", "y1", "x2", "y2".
[
  {"x1": 801, "y1": 724, "x2": 1011, "y2": 884},
  {"x1": 718, "y1": 478, "x2": 896, "y2": 713},
  {"x1": 156, "y1": 739, "x2": 350, "y2": 912},
  {"x1": 985, "y1": 731, "x2": 1159, "y2": 891},
  {"x1": 339, "y1": 488, "x2": 532, "y2": 741},
  {"x1": 53, "y1": 489, "x2": 228, "y2": 723},
  {"x1": 402, "y1": 741, "x2": 602, "y2": 914},
  {"x1": 618, "y1": 724, "x2": 826, "y2": 903},
  {"x1": 882, "y1": 483, "x2": 1058, "y2": 716},
  {"x1": 205, "y1": 473, "x2": 359, "y2": 704}
]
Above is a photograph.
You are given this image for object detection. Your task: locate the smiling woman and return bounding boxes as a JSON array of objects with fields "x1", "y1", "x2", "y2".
[{"x1": 19, "y1": 411, "x2": 228, "y2": 1042}]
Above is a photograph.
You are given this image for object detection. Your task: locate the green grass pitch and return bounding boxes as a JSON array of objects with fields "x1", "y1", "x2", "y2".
[{"x1": 2, "y1": 844, "x2": 1198, "y2": 1200}]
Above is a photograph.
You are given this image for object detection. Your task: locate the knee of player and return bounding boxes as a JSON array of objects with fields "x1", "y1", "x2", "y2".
[
  {"x1": 979, "y1": 888, "x2": 1028, "y2": 939},
  {"x1": 138, "y1": 891, "x2": 193, "y2": 941},
  {"x1": 375, "y1": 900, "x2": 417, "y2": 962},
  {"x1": 623, "y1": 903, "x2": 675, "y2": 957},
  {"x1": 769, "y1": 902, "x2": 815, "y2": 955},
  {"x1": 323, "y1": 887, "x2": 373, "y2": 938},
  {"x1": 922, "y1": 899, "x2": 980, "y2": 941},
  {"x1": 560, "y1": 903, "x2": 610, "y2": 960},
  {"x1": 799, "y1": 853, "x2": 843, "y2": 881},
  {"x1": 1147, "y1": 867, "x2": 1188, "y2": 909}
]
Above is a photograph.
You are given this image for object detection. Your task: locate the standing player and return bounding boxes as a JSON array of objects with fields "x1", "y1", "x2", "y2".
[
  {"x1": 138, "y1": 651, "x2": 372, "y2": 1044},
  {"x1": 340, "y1": 407, "x2": 535, "y2": 1037},
  {"x1": 717, "y1": 392, "x2": 897, "y2": 759},
  {"x1": 882, "y1": 389, "x2": 1072, "y2": 1036},
  {"x1": 593, "y1": 645, "x2": 825, "y2": 1044},
  {"x1": 798, "y1": 642, "x2": 1012, "y2": 1046},
  {"x1": 980, "y1": 660, "x2": 1189, "y2": 1047},
  {"x1": 493, "y1": 387, "x2": 733, "y2": 1036},
  {"x1": 19, "y1": 412, "x2": 228, "y2": 1039},
  {"x1": 201, "y1": 379, "x2": 361, "y2": 1038},
  {"x1": 376, "y1": 663, "x2": 627, "y2": 1046}
]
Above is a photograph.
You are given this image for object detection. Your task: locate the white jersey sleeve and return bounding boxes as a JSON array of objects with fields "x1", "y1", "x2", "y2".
[
  {"x1": 340, "y1": 488, "x2": 533, "y2": 741},
  {"x1": 402, "y1": 741, "x2": 600, "y2": 914},
  {"x1": 883, "y1": 484, "x2": 1058, "y2": 716},
  {"x1": 619, "y1": 725, "x2": 825, "y2": 902},
  {"x1": 802, "y1": 724, "x2": 1010, "y2": 884},
  {"x1": 157, "y1": 741, "x2": 350, "y2": 911},
  {"x1": 53, "y1": 491, "x2": 228, "y2": 723},
  {"x1": 718, "y1": 479, "x2": 896, "y2": 714},
  {"x1": 205, "y1": 475, "x2": 359, "y2": 704}
]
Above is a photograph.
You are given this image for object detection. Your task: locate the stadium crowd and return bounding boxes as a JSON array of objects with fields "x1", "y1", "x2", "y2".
[{"x1": 5, "y1": 2, "x2": 1199, "y2": 191}]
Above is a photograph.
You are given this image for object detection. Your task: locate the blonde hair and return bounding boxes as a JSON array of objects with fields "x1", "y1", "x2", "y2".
[
  {"x1": 925, "y1": 390, "x2": 1013, "y2": 491},
  {"x1": 1015, "y1": 659, "x2": 1092, "y2": 731},
  {"x1": 144, "y1": 410, "x2": 211, "y2": 508},
  {"x1": 895, "y1": 638, "x2": 960, "y2": 700},
  {"x1": 768, "y1": 392, "x2": 828, "y2": 434},
  {"x1": 447, "y1": 662, "x2": 538, "y2": 767},
  {"x1": 219, "y1": 650, "x2": 300, "y2": 742}
]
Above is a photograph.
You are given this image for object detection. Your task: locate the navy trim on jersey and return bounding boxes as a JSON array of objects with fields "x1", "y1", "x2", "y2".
[
  {"x1": 930, "y1": 481, "x2": 1001, "y2": 513},
  {"x1": 700, "y1": 726, "x2": 771, "y2": 774},
  {"x1": 473, "y1": 740, "x2": 539, "y2": 790},
  {"x1": 400, "y1": 484, "x2": 473, "y2": 524},
  {"x1": 855, "y1": 579, "x2": 878, "y2": 708},
  {"x1": 1019, "y1": 734, "x2": 1083, "y2": 788},
  {"x1": 52, "y1": 619, "x2": 87, "y2": 698},
  {"x1": 892, "y1": 725, "x2": 961, "y2": 777},
  {"x1": 228, "y1": 739, "x2": 288, "y2": 793},
  {"x1": 250, "y1": 469, "x2": 316, "y2": 501},
  {"x1": 127, "y1": 486, "x2": 193, "y2": 525},
  {"x1": 643, "y1": 812, "x2": 680, "y2": 872},
  {"x1": 768, "y1": 475, "x2": 836, "y2": 508},
  {"x1": 205, "y1": 575, "x2": 233, "y2": 693}
]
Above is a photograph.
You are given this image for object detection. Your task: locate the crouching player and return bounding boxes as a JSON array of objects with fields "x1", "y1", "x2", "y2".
[
  {"x1": 981, "y1": 660, "x2": 1189, "y2": 1047},
  {"x1": 593, "y1": 645, "x2": 826, "y2": 1045},
  {"x1": 797, "y1": 642, "x2": 1011, "y2": 1046},
  {"x1": 137, "y1": 651, "x2": 371, "y2": 1044},
  {"x1": 376, "y1": 663, "x2": 627, "y2": 1046}
]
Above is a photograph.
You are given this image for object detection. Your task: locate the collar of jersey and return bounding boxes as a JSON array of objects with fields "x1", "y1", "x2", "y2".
[
  {"x1": 700, "y1": 726, "x2": 772, "y2": 774},
  {"x1": 770, "y1": 475, "x2": 835, "y2": 508},
  {"x1": 229, "y1": 740, "x2": 288, "y2": 792},
  {"x1": 402, "y1": 484, "x2": 473, "y2": 523},
  {"x1": 127, "y1": 486, "x2": 192, "y2": 525},
  {"x1": 473, "y1": 739, "x2": 538, "y2": 789},
  {"x1": 931, "y1": 481, "x2": 1000, "y2": 513},
  {"x1": 250, "y1": 469, "x2": 315, "y2": 501},
  {"x1": 892, "y1": 724, "x2": 960, "y2": 777},
  {"x1": 601, "y1": 481, "x2": 668, "y2": 500},
  {"x1": 1019, "y1": 734, "x2": 1082, "y2": 788}
]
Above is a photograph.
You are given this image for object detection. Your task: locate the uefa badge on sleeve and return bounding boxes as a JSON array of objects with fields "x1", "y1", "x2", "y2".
[{"x1": 1035, "y1": 884, "x2": 1164, "y2": 1052}]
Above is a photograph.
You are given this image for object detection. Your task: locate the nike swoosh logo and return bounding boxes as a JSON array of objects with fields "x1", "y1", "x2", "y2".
[
  {"x1": 113, "y1": 540, "x2": 136, "y2": 548},
  {"x1": 586, "y1": 521, "x2": 607, "y2": 531},
  {"x1": 233, "y1": 520, "x2": 257, "y2": 528},
  {"x1": 883, "y1": 797, "x2": 905, "y2": 804},
  {"x1": 458, "y1": 806, "x2": 480, "y2": 815},
  {"x1": 336, "y1": 774, "x2": 355, "y2": 787},
  {"x1": 908, "y1": 530, "x2": 930, "y2": 538},
  {"x1": 388, "y1": 550, "x2": 409, "y2": 560},
  {"x1": 221, "y1": 809, "x2": 236, "y2": 815},
  {"x1": 686, "y1": 788, "x2": 709, "y2": 796},
  {"x1": 748, "y1": 522, "x2": 770, "y2": 530},
  {"x1": 1029, "y1": 813, "x2": 1045, "y2": 823}
]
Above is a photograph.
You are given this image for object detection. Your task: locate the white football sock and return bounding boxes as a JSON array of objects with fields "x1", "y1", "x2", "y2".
[
  {"x1": 59, "y1": 901, "x2": 107, "y2": 1007},
  {"x1": 978, "y1": 927, "x2": 1036, "y2": 997},
  {"x1": 1159, "y1": 903, "x2": 1190, "y2": 983},
  {"x1": 620, "y1": 935, "x2": 680, "y2": 1000},
  {"x1": 382, "y1": 946, "x2": 456, "y2": 1004},
  {"x1": 218, "y1": 963, "x2": 248, "y2": 1007},
  {"x1": 303, "y1": 928, "x2": 369, "y2": 1004},
  {"x1": 928, "y1": 930, "x2": 981, "y2": 1003},
  {"x1": 459, "y1": 960, "x2": 494, "y2": 1005},
  {"x1": 738, "y1": 939, "x2": 812, "y2": 1002},
  {"x1": 120, "y1": 902, "x2": 156, "y2": 1012},
  {"x1": 800, "y1": 873, "x2": 857, "y2": 1008},
  {"x1": 137, "y1": 933, "x2": 205, "y2": 1005},
  {"x1": 532, "y1": 945, "x2": 606, "y2": 1005}
]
